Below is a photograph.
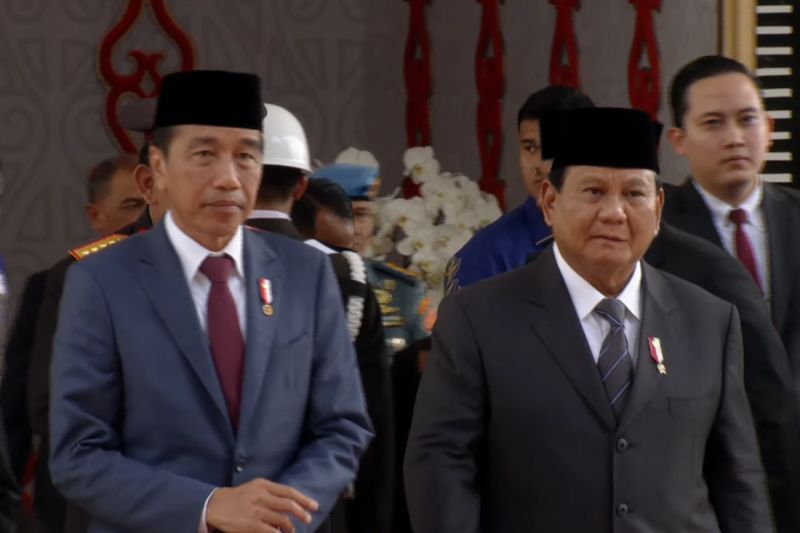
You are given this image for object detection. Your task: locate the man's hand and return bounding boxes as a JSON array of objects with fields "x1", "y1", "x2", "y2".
[{"x1": 206, "y1": 478, "x2": 319, "y2": 533}]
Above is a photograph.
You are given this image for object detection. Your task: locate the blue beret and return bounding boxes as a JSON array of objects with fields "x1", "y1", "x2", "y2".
[{"x1": 310, "y1": 163, "x2": 380, "y2": 199}]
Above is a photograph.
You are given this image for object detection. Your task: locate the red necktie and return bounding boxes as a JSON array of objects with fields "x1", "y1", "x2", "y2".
[
  {"x1": 729, "y1": 208, "x2": 762, "y2": 290},
  {"x1": 200, "y1": 255, "x2": 245, "y2": 430}
]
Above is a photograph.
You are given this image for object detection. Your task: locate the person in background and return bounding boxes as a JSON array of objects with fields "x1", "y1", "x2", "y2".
[
  {"x1": 315, "y1": 163, "x2": 432, "y2": 358},
  {"x1": 250, "y1": 105, "x2": 393, "y2": 533},
  {"x1": 291, "y1": 178, "x2": 355, "y2": 249},
  {"x1": 84, "y1": 154, "x2": 146, "y2": 236},
  {"x1": 0, "y1": 159, "x2": 20, "y2": 532},
  {"x1": 313, "y1": 163, "x2": 432, "y2": 533},
  {"x1": 443, "y1": 86, "x2": 594, "y2": 294},
  {"x1": 25, "y1": 144, "x2": 157, "y2": 533}
]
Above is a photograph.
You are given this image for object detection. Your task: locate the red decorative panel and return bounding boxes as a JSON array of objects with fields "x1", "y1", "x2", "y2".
[
  {"x1": 404, "y1": 0, "x2": 432, "y2": 148},
  {"x1": 99, "y1": 0, "x2": 196, "y2": 153},
  {"x1": 403, "y1": 0, "x2": 432, "y2": 198},
  {"x1": 475, "y1": 0, "x2": 506, "y2": 210},
  {"x1": 627, "y1": 0, "x2": 661, "y2": 120},
  {"x1": 549, "y1": 0, "x2": 581, "y2": 88}
]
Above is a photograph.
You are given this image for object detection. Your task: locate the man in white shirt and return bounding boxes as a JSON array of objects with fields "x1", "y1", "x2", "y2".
[
  {"x1": 48, "y1": 70, "x2": 372, "y2": 533},
  {"x1": 404, "y1": 107, "x2": 772, "y2": 532}
]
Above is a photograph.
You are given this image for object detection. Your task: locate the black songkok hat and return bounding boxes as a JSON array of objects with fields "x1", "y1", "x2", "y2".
[
  {"x1": 153, "y1": 70, "x2": 264, "y2": 131},
  {"x1": 541, "y1": 107, "x2": 662, "y2": 174}
]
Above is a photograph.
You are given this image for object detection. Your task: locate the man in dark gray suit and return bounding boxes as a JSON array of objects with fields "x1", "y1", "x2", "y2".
[
  {"x1": 663, "y1": 55, "x2": 800, "y2": 399},
  {"x1": 404, "y1": 107, "x2": 772, "y2": 532}
]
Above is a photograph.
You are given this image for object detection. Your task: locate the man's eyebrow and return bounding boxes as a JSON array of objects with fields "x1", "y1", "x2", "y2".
[
  {"x1": 186, "y1": 136, "x2": 218, "y2": 149},
  {"x1": 241, "y1": 137, "x2": 262, "y2": 151}
]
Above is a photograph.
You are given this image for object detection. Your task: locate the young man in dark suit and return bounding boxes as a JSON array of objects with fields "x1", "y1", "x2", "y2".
[
  {"x1": 663, "y1": 55, "x2": 800, "y2": 393},
  {"x1": 405, "y1": 108, "x2": 772, "y2": 532}
]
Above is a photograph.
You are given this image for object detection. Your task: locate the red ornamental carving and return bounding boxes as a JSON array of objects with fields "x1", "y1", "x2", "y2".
[
  {"x1": 628, "y1": 0, "x2": 661, "y2": 120},
  {"x1": 475, "y1": 0, "x2": 506, "y2": 210},
  {"x1": 402, "y1": 0, "x2": 432, "y2": 198},
  {"x1": 549, "y1": 0, "x2": 580, "y2": 88},
  {"x1": 99, "y1": 0, "x2": 195, "y2": 153}
]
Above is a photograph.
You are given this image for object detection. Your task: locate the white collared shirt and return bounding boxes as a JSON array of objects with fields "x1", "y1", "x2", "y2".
[
  {"x1": 553, "y1": 243, "x2": 642, "y2": 367},
  {"x1": 249, "y1": 209, "x2": 291, "y2": 221},
  {"x1": 693, "y1": 180, "x2": 769, "y2": 298},
  {"x1": 164, "y1": 211, "x2": 247, "y2": 337}
]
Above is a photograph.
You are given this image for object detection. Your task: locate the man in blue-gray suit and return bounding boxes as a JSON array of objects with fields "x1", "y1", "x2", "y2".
[{"x1": 49, "y1": 70, "x2": 373, "y2": 533}]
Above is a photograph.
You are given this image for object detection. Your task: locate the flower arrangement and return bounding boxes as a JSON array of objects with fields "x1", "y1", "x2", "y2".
[{"x1": 367, "y1": 146, "x2": 502, "y2": 304}]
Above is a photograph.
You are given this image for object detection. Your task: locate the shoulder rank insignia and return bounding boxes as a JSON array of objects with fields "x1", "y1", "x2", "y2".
[
  {"x1": 69, "y1": 234, "x2": 128, "y2": 261},
  {"x1": 375, "y1": 261, "x2": 422, "y2": 285},
  {"x1": 443, "y1": 256, "x2": 462, "y2": 296}
]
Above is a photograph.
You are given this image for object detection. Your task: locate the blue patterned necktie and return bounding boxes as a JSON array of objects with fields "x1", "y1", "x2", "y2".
[{"x1": 594, "y1": 298, "x2": 633, "y2": 421}]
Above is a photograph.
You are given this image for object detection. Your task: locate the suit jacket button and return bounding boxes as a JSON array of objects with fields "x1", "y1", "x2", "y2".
[
  {"x1": 616, "y1": 437, "x2": 629, "y2": 452},
  {"x1": 616, "y1": 503, "x2": 629, "y2": 517},
  {"x1": 234, "y1": 463, "x2": 244, "y2": 473}
]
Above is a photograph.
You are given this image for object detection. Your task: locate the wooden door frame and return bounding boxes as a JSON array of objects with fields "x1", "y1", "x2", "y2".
[{"x1": 720, "y1": 0, "x2": 756, "y2": 68}]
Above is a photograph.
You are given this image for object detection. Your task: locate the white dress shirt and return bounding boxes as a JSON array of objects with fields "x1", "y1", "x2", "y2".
[
  {"x1": 553, "y1": 243, "x2": 642, "y2": 367},
  {"x1": 164, "y1": 211, "x2": 247, "y2": 337},
  {"x1": 163, "y1": 211, "x2": 246, "y2": 532},
  {"x1": 249, "y1": 208, "x2": 291, "y2": 221},
  {"x1": 693, "y1": 180, "x2": 769, "y2": 299}
]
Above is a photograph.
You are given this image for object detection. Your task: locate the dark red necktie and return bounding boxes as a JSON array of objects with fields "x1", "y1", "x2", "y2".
[
  {"x1": 200, "y1": 255, "x2": 245, "y2": 431},
  {"x1": 729, "y1": 208, "x2": 762, "y2": 290}
]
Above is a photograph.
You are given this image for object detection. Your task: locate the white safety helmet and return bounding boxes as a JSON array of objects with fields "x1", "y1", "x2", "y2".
[{"x1": 262, "y1": 103, "x2": 311, "y2": 173}]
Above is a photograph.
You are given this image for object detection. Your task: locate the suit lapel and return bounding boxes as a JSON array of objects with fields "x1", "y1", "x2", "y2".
[
  {"x1": 667, "y1": 181, "x2": 724, "y2": 247},
  {"x1": 619, "y1": 264, "x2": 677, "y2": 431},
  {"x1": 238, "y1": 230, "x2": 282, "y2": 432},
  {"x1": 525, "y1": 250, "x2": 616, "y2": 430},
  {"x1": 762, "y1": 186, "x2": 790, "y2": 322},
  {"x1": 132, "y1": 223, "x2": 232, "y2": 437}
]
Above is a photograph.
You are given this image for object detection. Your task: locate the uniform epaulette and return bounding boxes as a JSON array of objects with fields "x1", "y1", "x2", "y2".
[
  {"x1": 69, "y1": 234, "x2": 128, "y2": 261},
  {"x1": 369, "y1": 260, "x2": 421, "y2": 284}
]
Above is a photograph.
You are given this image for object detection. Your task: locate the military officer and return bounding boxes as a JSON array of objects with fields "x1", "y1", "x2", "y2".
[
  {"x1": 27, "y1": 142, "x2": 159, "y2": 533},
  {"x1": 313, "y1": 163, "x2": 432, "y2": 357}
]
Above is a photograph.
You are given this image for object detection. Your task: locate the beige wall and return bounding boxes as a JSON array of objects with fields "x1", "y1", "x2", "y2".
[{"x1": 0, "y1": 0, "x2": 718, "y2": 304}]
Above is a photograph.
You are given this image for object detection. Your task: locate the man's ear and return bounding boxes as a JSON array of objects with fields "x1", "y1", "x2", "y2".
[
  {"x1": 149, "y1": 146, "x2": 168, "y2": 188},
  {"x1": 133, "y1": 164, "x2": 155, "y2": 203},
  {"x1": 654, "y1": 185, "x2": 665, "y2": 234},
  {"x1": 667, "y1": 127, "x2": 687, "y2": 155},
  {"x1": 539, "y1": 180, "x2": 558, "y2": 228},
  {"x1": 292, "y1": 175, "x2": 309, "y2": 201},
  {"x1": 86, "y1": 204, "x2": 104, "y2": 232},
  {"x1": 767, "y1": 114, "x2": 775, "y2": 150}
]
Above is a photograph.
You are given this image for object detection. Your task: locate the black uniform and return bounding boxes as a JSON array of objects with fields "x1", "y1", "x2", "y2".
[
  {"x1": 27, "y1": 210, "x2": 153, "y2": 533},
  {"x1": 247, "y1": 216, "x2": 394, "y2": 533}
]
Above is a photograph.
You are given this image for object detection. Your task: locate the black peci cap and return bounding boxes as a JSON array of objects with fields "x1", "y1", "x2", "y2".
[
  {"x1": 153, "y1": 70, "x2": 265, "y2": 131},
  {"x1": 541, "y1": 107, "x2": 662, "y2": 173}
]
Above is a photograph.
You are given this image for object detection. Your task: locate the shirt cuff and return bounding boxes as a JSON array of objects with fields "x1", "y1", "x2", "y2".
[{"x1": 198, "y1": 488, "x2": 217, "y2": 533}]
